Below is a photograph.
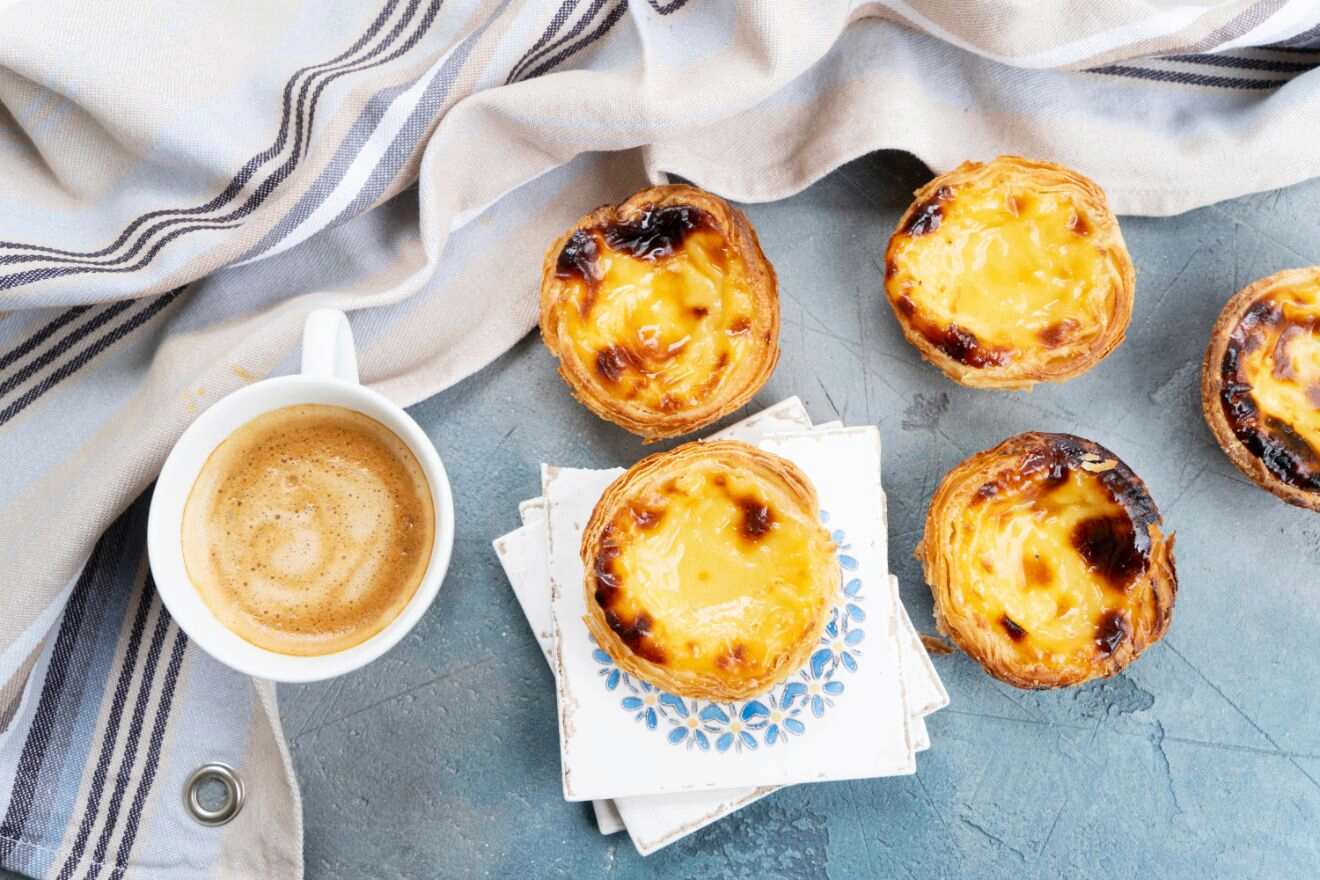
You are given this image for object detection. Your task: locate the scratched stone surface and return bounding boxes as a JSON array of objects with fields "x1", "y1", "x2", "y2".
[{"x1": 72, "y1": 152, "x2": 1320, "y2": 879}]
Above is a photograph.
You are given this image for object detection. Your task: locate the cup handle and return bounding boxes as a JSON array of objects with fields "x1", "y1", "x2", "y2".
[{"x1": 300, "y1": 309, "x2": 359, "y2": 384}]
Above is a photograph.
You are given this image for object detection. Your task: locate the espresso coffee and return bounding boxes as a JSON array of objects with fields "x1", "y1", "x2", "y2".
[{"x1": 181, "y1": 404, "x2": 435, "y2": 656}]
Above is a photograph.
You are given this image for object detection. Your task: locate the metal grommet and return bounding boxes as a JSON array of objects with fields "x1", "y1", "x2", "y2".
[{"x1": 184, "y1": 763, "x2": 244, "y2": 826}]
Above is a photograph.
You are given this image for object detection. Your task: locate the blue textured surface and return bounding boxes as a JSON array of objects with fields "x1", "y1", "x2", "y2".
[{"x1": 278, "y1": 154, "x2": 1320, "y2": 877}]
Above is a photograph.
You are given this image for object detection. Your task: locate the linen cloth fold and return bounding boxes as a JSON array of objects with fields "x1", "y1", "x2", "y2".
[{"x1": 0, "y1": 1, "x2": 1317, "y2": 876}]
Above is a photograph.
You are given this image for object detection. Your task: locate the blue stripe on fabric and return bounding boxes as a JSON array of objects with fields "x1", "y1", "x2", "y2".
[
  {"x1": 82, "y1": 595, "x2": 173, "y2": 880},
  {"x1": 234, "y1": 0, "x2": 452, "y2": 265},
  {"x1": 108, "y1": 628, "x2": 188, "y2": 880},
  {"x1": 326, "y1": 0, "x2": 505, "y2": 232},
  {"x1": 0, "y1": 520, "x2": 114, "y2": 863},
  {"x1": 119, "y1": 643, "x2": 254, "y2": 877},
  {"x1": 233, "y1": 80, "x2": 418, "y2": 264},
  {"x1": 520, "y1": 0, "x2": 628, "y2": 81},
  {"x1": 0, "y1": 0, "x2": 405, "y2": 264},
  {"x1": 0, "y1": 307, "x2": 91, "y2": 372},
  {"x1": 510, "y1": 0, "x2": 609, "y2": 83},
  {"x1": 505, "y1": 0, "x2": 580, "y2": 84},
  {"x1": 1087, "y1": 64, "x2": 1292, "y2": 89},
  {"x1": 52, "y1": 583, "x2": 157, "y2": 880},
  {"x1": 9, "y1": 508, "x2": 140, "y2": 878},
  {"x1": 0, "y1": 287, "x2": 186, "y2": 428},
  {"x1": 0, "y1": 302, "x2": 135, "y2": 399},
  {"x1": 31, "y1": 501, "x2": 147, "y2": 878},
  {"x1": 0, "y1": 0, "x2": 432, "y2": 292}
]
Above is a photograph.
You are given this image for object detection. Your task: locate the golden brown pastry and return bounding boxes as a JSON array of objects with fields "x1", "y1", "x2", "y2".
[
  {"x1": 885, "y1": 156, "x2": 1134, "y2": 390},
  {"x1": 540, "y1": 185, "x2": 779, "y2": 441},
  {"x1": 580, "y1": 440, "x2": 837, "y2": 700},
  {"x1": 1201, "y1": 267, "x2": 1320, "y2": 512},
  {"x1": 917, "y1": 432, "x2": 1176, "y2": 689}
]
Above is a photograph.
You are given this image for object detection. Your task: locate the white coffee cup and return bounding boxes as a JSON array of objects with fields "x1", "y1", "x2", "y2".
[{"x1": 147, "y1": 309, "x2": 454, "y2": 683}]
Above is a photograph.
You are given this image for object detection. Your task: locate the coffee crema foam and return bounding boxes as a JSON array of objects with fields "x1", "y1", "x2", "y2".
[{"x1": 181, "y1": 404, "x2": 435, "y2": 656}]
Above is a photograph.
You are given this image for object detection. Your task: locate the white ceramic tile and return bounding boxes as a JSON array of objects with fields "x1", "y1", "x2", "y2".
[
  {"x1": 493, "y1": 523, "x2": 947, "y2": 852},
  {"x1": 547, "y1": 426, "x2": 914, "y2": 801},
  {"x1": 493, "y1": 403, "x2": 948, "y2": 849}
]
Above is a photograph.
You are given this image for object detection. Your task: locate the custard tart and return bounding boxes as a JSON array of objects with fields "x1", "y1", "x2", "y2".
[
  {"x1": 917, "y1": 433, "x2": 1176, "y2": 689},
  {"x1": 580, "y1": 440, "x2": 837, "y2": 700},
  {"x1": 885, "y1": 156, "x2": 1134, "y2": 390},
  {"x1": 1202, "y1": 267, "x2": 1320, "y2": 512},
  {"x1": 540, "y1": 185, "x2": 779, "y2": 441}
]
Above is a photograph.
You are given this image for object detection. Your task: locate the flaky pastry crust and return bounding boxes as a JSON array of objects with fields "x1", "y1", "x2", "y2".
[
  {"x1": 916, "y1": 433, "x2": 1176, "y2": 689},
  {"x1": 885, "y1": 156, "x2": 1134, "y2": 390},
  {"x1": 1201, "y1": 267, "x2": 1320, "y2": 512},
  {"x1": 540, "y1": 185, "x2": 779, "y2": 441},
  {"x1": 580, "y1": 440, "x2": 837, "y2": 700}
]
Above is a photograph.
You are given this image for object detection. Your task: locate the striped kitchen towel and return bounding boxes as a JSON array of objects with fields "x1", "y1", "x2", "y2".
[{"x1": 1, "y1": 2, "x2": 1317, "y2": 876}]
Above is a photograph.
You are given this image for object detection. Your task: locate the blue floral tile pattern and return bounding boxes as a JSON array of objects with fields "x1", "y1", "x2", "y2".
[{"x1": 591, "y1": 510, "x2": 866, "y2": 750}]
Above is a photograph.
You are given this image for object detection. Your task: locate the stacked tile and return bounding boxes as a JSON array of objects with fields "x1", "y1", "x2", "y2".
[{"x1": 493, "y1": 397, "x2": 948, "y2": 855}]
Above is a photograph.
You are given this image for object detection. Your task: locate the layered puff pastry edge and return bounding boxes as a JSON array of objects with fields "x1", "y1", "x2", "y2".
[
  {"x1": 1202, "y1": 266, "x2": 1320, "y2": 512},
  {"x1": 917, "y1": 432, "x2": 1176, "y2": 689},
  {"x1": 885, "y1": 156, "x2": 1135, "y2": 390},
  {"x1": 540, "y1": 185, "x2": 779, "y2": 441},
  {"x1": 580, "y1": 440, "x2": 838, "y2": 701}
]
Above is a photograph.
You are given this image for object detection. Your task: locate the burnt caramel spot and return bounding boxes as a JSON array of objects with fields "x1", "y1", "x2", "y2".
[
  {"x1": 895, "y1": 311, "x2": 1010, "y2": 368},
  {"x1": 738, "y1": 498, "x2": 773, "y2": 540},
  {"x1": 1068, "y1": 210, "x2": 1091, "y2": 237},
  {"x1": 1020, "y1": 437, "x2": 1078, "y2": 488},
  {"x1": 556, "y1": 230, "x2": 600, "y2": 283},
  {"x1": 1072, "y1": 514, "x2": 1146, "y2": 591},
  {"x1": 885, "y1": 259, "x2": 898, "y2": 280},
  {"x1": 603, "y1": 204, "x2": 710, "y2": 261},
  {"x1": 604, "y1": 608, "x2": 666, "y2": 664},
  {"x1": 691, "y1": 306, "x2": 709, "y2": 319},
  {"x1": 596, "y1": 345, "x2": 640, "y2": 383},
  {"x1": 593, "y1": 536, "x2": 622, "y2": 608},
  {"x1": 1000, "y1": 615, "x2": 1027, "y2": 642},
  {"x1": 1038, "y1": 318, "x2": 1079, "y2": 348},
  {"x1": 903, "y1": 186, "x2": 952, "y2": 237},
  {"x1": 973, "y1": 481, "x2": 999, "y2": 503},
  {"x1": 728, "y1": 316, "x2": 751, "y2": 334},
  {"x1": 712, "y1": 475, "x2": 727, "y2": 488},
  {"x1": 1095, "y1": 610, "x2": 1129, "y2": 655},
  {"x1": 932, "y1": 324, "x2": 1009, "y2": 369},
  {"x1": 1220, "y1": 297, "x2": 1320, "y2": 492},
  {"x1": 994, "y1": 435, "x2": 1161, "y2": 591},
  {"x1": 629, "y1": 505, "x2": 664, "y2": 530}
]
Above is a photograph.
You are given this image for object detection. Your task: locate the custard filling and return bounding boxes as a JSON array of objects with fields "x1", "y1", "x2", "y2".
[
  {"x1": 888, "y1": 179, "x2": 1117, "y2": 366},
  {"x1": 1221, "y1": 277, "x2": 1320, "y2": 490},
  {"x1": 553, "y1": 208, "x2": 756, "y2": 413},
  {"x1": 593, "y1": 462, "x2": 833, "y2": 680},
  {"x1": 951, "y1": 455, "x2": 1150, "y2": 666}
]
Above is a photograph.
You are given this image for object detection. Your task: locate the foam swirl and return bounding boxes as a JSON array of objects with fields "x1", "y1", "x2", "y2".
[{"x1": 181, "y1": 404, "x2": 434, "y2": 656}]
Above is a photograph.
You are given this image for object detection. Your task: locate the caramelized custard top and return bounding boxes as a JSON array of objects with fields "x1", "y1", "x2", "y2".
[
  {"x1": 952, "y1": 435, "x2": 1159, "y2": 667},
  {"x1": 551, "y1": 205, "x2": 757, "y2": 415},
  {"x1": 887, "y1": 170, "x2": 1119, "y2": 370},
  {"x1": 1220, "y1": 276, "x2": 1320, "y2": 492},
  {"x1": 591, "y1": 459, "x2": 834, "y2": 683}
]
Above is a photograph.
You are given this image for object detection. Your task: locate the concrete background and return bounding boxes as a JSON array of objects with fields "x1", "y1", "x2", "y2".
[{"x1": 237, "y1": 154, "x2": 1320, "y2": 877}]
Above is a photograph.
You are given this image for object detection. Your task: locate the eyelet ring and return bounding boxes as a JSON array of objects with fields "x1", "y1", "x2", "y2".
[{"x1": 184, "y1": 763, "x2": 244, "y2": 826}]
